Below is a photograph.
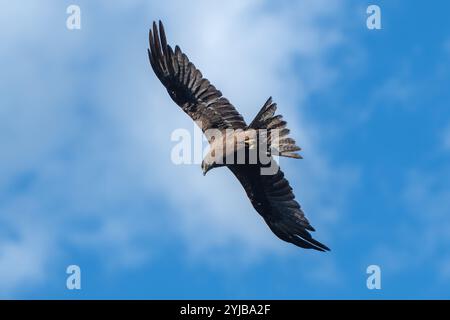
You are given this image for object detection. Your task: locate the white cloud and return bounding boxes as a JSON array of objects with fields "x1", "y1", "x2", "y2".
[
  {"x1": 0, "y1": 198, "x2": 55, "y2": 297},
  {"x1": 0, "y1": 0, "x2": 357, "y2": 292}
]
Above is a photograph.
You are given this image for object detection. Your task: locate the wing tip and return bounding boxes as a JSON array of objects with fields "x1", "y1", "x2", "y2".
[
  {"x1": 315, "y1": 242, "x2": 331, "y2": 252},
  {"x1": 302, "y1": 236, "x2": 331, "y2": 252},
  {"x1": 158, "y1": 20, "x2": 164, "y2": 31}
]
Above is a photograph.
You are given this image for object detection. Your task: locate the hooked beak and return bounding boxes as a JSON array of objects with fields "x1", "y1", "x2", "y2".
[
  {"x1": 201, "y1": 161, "x2": 207, "y2": 176},
  {"x1": 202, "y1": 161, "x2": 213, "y2": 176}
]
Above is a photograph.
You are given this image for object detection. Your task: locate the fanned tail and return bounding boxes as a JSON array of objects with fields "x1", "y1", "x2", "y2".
[{"x1": 247, "y1": 97, "x2": 302, "y2": 159}]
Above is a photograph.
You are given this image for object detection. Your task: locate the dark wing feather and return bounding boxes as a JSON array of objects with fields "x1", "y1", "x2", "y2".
[
  {"x1": 228, "y1": 165, "x2": 330, "y2": 252},
  {"x1": 148, "y1": 21, "x2": 246, "y2": 133}
]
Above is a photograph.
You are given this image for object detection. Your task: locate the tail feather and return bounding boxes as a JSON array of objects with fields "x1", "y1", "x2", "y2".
[{"x1": 248, "y1": 97, "x2": 302, "y2": 159}]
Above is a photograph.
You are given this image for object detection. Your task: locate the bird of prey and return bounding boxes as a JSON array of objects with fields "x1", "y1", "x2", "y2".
[{"x1": 148, "y1": 21, "x2": 330, "y2": 252}]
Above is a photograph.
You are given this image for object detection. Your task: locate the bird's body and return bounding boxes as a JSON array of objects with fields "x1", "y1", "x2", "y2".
[{"x1": 148, "y1": 21, "x2": 330, "y2": 252}]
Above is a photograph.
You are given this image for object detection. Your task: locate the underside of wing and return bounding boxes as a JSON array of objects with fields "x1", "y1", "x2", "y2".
[
  {"x1": 148, "y1": 21, "x2": 246, "y2": 132},
  {"x1": 228, "y1": 165, "x2": 330, "y2": 252}
]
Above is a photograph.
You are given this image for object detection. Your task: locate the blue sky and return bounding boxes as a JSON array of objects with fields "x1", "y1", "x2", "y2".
[{"x1": 1, "y1": 0, "x2": 450, "y2": 299}]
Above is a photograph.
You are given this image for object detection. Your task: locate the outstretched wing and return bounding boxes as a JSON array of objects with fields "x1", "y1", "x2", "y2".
[
  {"x1": 228, "y1": 165, "x2": 330, "y2": 251},
  {"x1": 148, "y1": 21, "x2": 246, "y2": 133}
]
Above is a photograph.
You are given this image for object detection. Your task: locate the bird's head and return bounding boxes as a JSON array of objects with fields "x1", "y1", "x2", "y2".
[
  {"x1": 201, "y1": 159, "x2": 214, "y2": 176},
  {"x1": 202, "y1": 144, "x2": 224, "y2": 175},
  {"x1": 201, "y1": 153, "x2": 223, "y2": 175}
]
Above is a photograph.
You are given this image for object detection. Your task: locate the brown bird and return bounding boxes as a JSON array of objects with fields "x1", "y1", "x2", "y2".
[{"x1": 148, "y1": 21, "x2": 329, "y2": 251}]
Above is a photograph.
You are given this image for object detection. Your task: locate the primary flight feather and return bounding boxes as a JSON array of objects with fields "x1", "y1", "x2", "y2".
[{"x1": 148, "y1": 21, "x2": 330, "y2": 252}]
